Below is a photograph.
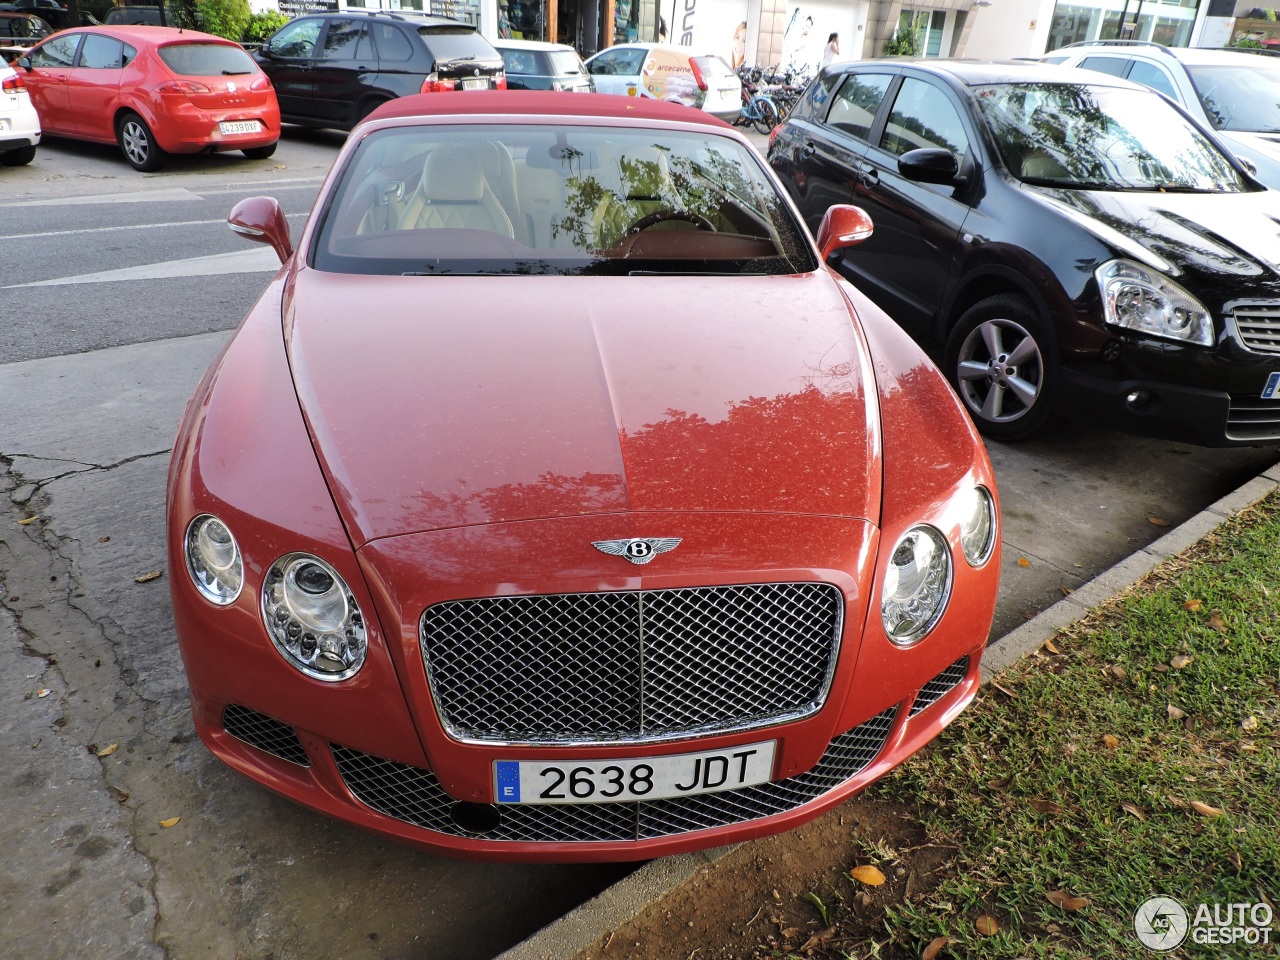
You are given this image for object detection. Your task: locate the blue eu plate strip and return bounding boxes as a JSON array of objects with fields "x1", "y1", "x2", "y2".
[
  {"x1": 495, "y1": 761, "x2": 521, "y2": 804},
  {"x1": 1263, "y1": 372, "x2": 1280, "y2": 400}
]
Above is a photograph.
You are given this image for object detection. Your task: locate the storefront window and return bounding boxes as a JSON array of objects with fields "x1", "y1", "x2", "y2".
[{"x1": 1049, "y1": 0, "x2": 1197, "y2": 47}]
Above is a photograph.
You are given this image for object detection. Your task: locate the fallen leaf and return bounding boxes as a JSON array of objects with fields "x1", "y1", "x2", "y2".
[
  {"x1": 1165, "y1": 795, "x2": 1190, "y2": 810},
  {"x1": 159, "y1": 816, "x2": 181, "y2": 828},
  {"x1": 1043, "y1": 639, "x2": 1061, "y2": 655},
  {"x1": 922, "y1": 936, "x2": 949, "y2": 960},
  {"x1": 96, "y1": 742, "x2": 119, "y2": 758},
  {"x1": 1030, "y1": 799, "x2": 1063, "y2": 814},
  {"x1": 1154, "y1": 663, "x2": 1170, "y2": 673},
  {"x1": 1183, "y1": 599, "x2": 1202, "y2": 612},
  {"x1": 1242, "y1": 716, "x2": 1260, "y2": 731},
  {"x1": 1046, "y1": 890, "x2": 1092, "y2": 912},
  {"x1": 1171, "y1": 655, "x2": 1194, "y2": 670},
  {"x1": 17, "y1": 515, "x2": 38, "y2": 525},
  {"x1": 98, "y1": 536, "x2": 110, "y2": 543},
  {"x1": 799, "y1": 927, "x2": 836, "y2": 952},
  {"x1": 1110, "y1": 665, "x2": 1128, "y2": 680},
  {"x1": 991, "y1": 682, "x2": 1018, "y2": 699},
  {"x1": 975, "y1": 915, "x2": 999, "y2": 936},
  {"x1": 36, "y1": 688, "x2": 51, "y2": 698},
  {"x1": 987, "y1": 775, "x2": 1013, "y2": 791},
  {"x1": 850, "y1": 865, "x2": 886, "y2": 886},
  {"x1": 1059, "y1": 586, "x2": 1072, "y2": 597},
  {"x1": 1228, "y1": 851, "x2": 1242, "y2": 870},
  {"x1": 1017, "y1": 557, "x2": 1031, "y2": 568},
  {"x1": 780, "y1": 927, "x2": 799, "y2": 939},
  {"x1": 1208, "y1": 613, "x2": 1227, "y2": 632},
  {"x1": 1121, "y1": 802, "x2": 1147, "y2": 822},
  {"x1": 108, "y1": 785, "x2": 130, "y2": 804},
  {"x1": 1102, "y1": 734, "x2": 1120, "y2": 749},
  {"x1": 134, "y1": 571, "x2": 163, "y2": 584},
  {"x1": 1147, "y1": 516, "x2": 1170, "y2": 527},
  {"x1": 1167, "y1": 704, "x2": 1186, "y2": 720},
  {"x1": 1191, "y1": 801, "x2": 1224, "y2": 818}
]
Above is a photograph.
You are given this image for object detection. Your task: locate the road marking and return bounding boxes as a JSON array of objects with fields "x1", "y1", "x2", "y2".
[
  {"x1": 4, "y1": 247, "x2": 281, "y2": 288},
  {"x1": 5, "y1": 212, "x2": 307, "y2": 242},
  {"x1": 0, "y1": 187, "x2": 203, "y2": 208}
]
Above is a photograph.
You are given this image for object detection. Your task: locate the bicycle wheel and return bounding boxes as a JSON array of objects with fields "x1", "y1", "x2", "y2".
[{"x1": 752, "y1": 97, "x2": 779, "y2": 135}]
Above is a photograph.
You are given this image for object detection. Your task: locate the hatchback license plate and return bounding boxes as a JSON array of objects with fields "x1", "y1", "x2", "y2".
[
  {"x1": 494, "y1": 740, "x2": 776, "y2": 805},
  {"x1": 220, "y1": 120, "x2": 261, "y2": 135},
  {"x1": 1264, "y1": 372, "x2": 1280, "y2": 400},
  {"x1": 462, "y1": 79, "x2": 487, "y2": 90}
]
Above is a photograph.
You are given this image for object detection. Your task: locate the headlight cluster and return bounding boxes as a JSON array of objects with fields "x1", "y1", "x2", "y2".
[
  {"x1": 183, "y1": 516, "x2": 367, "y2": 681},
  {"x1": 263, "y1": 554, "x2": 367, "y2": 681},
  {"x1": 185, "y1": 515, "x2": 244, "y2": 605},
  {"x1": 881, "y1": 486, "x2": 995, "y2": 646},
  {"x1": 1096, "y1": 259, "x2": 1213, "y2": 346}
]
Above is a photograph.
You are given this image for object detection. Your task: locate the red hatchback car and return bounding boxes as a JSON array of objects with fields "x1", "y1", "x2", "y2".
[
  {"x1": 15, "y1": 25, "x2": 278, "y2": 170},
  {"x1": 167, "y1": 92, "x2": 1000, "y2": 862}
]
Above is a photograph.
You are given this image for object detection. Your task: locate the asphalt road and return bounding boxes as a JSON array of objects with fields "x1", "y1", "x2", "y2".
[{"x1": 0, "y1": 126, "x2": 1276, "y2": 960}]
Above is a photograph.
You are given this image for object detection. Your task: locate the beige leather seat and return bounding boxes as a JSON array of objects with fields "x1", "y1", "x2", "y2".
[{"x1": 396, "y1": 144, "x2": 515, "y2": 237}]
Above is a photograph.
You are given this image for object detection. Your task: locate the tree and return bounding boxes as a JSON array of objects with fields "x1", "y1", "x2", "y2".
[{"x1": 195, "y1": 0, "x2": 250, "y2": 41}]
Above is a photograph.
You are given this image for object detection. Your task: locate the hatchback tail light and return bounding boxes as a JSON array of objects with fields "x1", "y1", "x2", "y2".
[
  {"x1": 158, "y1": 80, "x2": 212, "y2": 95},
  {"x1": 420, "y1": 75, "x2": 456, "y2": 93},
  {"x1": 551, "y1": 81, "x2": 564, "y2": 91},
  {"x1": 688, "y1": 57, "x2": 709, "y2": 92},
  {"x1": 2, "y1": 74, "x2": 25, "y2": 93},
  {"x1": 495, "y1": 76, "x2": 507, "y2": 90},
  {"x1": 250, "y1": 75, "x2": 272, "y2": 92}
]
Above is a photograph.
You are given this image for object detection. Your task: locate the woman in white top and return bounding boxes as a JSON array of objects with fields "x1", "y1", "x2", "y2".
[{"x1": 821, "y1": 32, "x2": 839, "y2": 67}]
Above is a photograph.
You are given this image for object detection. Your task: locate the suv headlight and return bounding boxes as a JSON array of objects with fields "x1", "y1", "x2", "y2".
[
  {"x1": 262, "y1": 554, "x2": 367, "y2": 682},
  {"x1": 881, "y1": 526, "x2": 952, "y2": 646},
  {"x1": 1096, "y1": 260, "x2": 1213, "y2": 346},
  {"x1": 184, "y1": 515, "x2": 243, "y2": 605}
]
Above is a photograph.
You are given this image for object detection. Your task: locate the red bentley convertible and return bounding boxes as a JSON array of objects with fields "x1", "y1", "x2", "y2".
[{"x1": 167, "y1": 92, "x2": 1000, "y2": 862}]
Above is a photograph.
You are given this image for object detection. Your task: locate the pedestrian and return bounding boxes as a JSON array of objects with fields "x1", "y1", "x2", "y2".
[{"x1": 822, "y1": 31, "x2": 839, "y2": 66}]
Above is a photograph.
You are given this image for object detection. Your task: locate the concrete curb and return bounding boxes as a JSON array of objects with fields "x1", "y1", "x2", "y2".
[{"x1": 498, "y1": 457, "x2": 1280, "y2": 960}]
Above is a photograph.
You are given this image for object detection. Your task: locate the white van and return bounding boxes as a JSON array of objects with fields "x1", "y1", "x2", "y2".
[{"x1": 585, "y1": 42, "x2": 740, "y2": 121}]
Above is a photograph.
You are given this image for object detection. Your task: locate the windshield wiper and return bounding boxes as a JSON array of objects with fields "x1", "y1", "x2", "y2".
[{"x1": 222, "y1": 69, "x2": 252, "y2": 75}]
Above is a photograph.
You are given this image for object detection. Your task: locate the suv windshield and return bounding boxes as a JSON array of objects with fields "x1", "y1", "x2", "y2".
[
  {"x1": 975, "y1": 82, "x2": 1248, "y2": 193},
  {"x1": 312, "y1": 124, "x2": 815, "y2": 276},
  {"x1": 1186, "y1": 61, "x2": 1280, "y2": 133}
]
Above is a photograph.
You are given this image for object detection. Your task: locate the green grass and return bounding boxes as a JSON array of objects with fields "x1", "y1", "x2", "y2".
[{"x1": 871, "y1": 491, "x2": 1280, "y2": 959}]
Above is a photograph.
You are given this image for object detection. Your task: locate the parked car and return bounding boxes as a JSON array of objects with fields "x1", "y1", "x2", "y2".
[
  {"x1": 255, "y1": 10, "x2": 505, "y2": 131},
  {"x1": 769, "y1": 59, "x2": 1280, "y2": 446},
  {"x1": 0, "y1": 58, "x2": 39, "y2": 163},
  {"x1": 14, "y1": 25, "x2": 279, "y2": 170},
  {"x1": 494, "y1": 38, "x2": 591, "y2": 92},
  {"x1": 0, "y1": 11, "x2": 51, "y2": 62},
  {"x1": 103, "y1": 4, "x2": 169, "y2": 25},
  {"x1": 167, "y1": 90, "x2": 1001, "y2": 862},
  {"x1": 1045, "y1": 41, "x2": 1280, "y2": 189},
  {"x1": 585, "y1": 42, "x2": 740, "y2": 120},
  {"x1": 0, "y1": 0, "x2": 72, "y2": 30}
]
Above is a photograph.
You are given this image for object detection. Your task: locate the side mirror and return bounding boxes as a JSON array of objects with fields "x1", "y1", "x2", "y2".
[
  {"x1": 815, "y1": 204, "x2": 873, "y2": 262},
  {"x1": 16, "y1": 55, "x2": 31, "y2": 69},
  {"x1": 228, "y1": 196, "x2": 292, "y2": 264},
  {"x1": 1235, "y1": 154, "x2": 1259, "y2": 177},
  {"x1": 898, "y1": 147, "x2": 963, "y2": 185}
]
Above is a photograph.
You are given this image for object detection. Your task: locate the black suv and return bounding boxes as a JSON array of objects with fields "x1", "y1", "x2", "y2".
[{"x1": 255, "y1": 11, "x2": 505, "y2": 131}]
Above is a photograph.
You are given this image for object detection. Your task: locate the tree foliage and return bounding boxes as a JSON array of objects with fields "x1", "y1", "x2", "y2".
[
  {"x1": 243, "y1": 10, "x2": 290, "y2": 43},
  {"x1": 195, "y1": 0, "x2": 251, "y2": 40}
]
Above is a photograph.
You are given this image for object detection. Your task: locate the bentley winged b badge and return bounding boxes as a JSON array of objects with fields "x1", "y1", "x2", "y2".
[{"x1": 592, "y1": 537, "x2": 682, "y2": 565}]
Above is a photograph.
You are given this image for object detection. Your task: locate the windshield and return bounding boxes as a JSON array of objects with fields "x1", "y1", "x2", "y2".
[
  {"x1": 547, "y1": 50, "x2": 584, "y2": 76},
  {"x1": 974, "y1": 82, "x2": 1248, "y2": 193},
  {"x1": 311, "y1": 124, "x2": 816, "y2": 277},
  {"x1": 1187, "y1": 62, "x2": 1280, "y2": 133},
  {"x1": 158, "y1": 42, "x2": 256, "y2": 76}
]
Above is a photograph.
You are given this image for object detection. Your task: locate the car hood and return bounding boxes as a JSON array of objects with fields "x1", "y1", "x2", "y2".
[
  {"x1": 1027, "y1": 185, "x2": 1280, "y2": 282},
  {"x1": 284, "y1": 268, "x2": 878, "y2": 545}
]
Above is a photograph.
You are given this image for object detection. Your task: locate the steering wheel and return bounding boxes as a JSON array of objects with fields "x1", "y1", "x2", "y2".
[{"x1": 626, "y1": 209, "x2": 715, "y2": 235}]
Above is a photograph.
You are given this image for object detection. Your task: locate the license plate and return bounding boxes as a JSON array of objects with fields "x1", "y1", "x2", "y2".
[
  {"x1": 219, "y1": 120, "x2": 261, "y2": 135},
  {"x1": 0, "y1": 119, "x2": 8, "y2": 132},
  {"x1": 1264, "y1": 372, "x2": 1280, "y2": 400},
  {"x1": 462, "y1": 79, "x2": 487, "y2": 90},
  {"x1": 494, "y1": 740, "x2": 776, "y2": 805}
]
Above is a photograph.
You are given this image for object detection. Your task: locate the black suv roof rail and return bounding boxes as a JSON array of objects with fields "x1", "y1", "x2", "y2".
[
  {"x1": 1060, "y1": 39, "x2": 1173, "y2": 53},
  {"x1": 343, "y1": 9, "x2": 469, "y2": 25}
]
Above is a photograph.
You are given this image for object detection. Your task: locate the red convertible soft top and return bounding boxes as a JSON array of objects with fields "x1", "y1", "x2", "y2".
[{"x1": 364, "y1": 90, "x2": 734, "y2": 129}]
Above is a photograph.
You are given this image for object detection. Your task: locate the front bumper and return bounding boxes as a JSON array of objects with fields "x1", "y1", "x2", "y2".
[{"x1": 190, "y1": 650, "x2": 981, "y2": 862}]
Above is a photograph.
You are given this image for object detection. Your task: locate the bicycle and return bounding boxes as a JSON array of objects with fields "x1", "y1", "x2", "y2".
[{"x1": 735, "y1": 84, "x2": 781, "y2": 134}]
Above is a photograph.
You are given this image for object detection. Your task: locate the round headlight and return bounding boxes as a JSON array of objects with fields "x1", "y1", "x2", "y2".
[
  {"x1": 959, "y1": 486, "x2": 996, "y2": 567},
  {"x1": 184, "y1": 515, "x2": 243, "y2": 605},
  {"x1": 881, "y1": 526, "x2": 951, "y2": 646},
  {"x1": 262, "y1": 554, "x2": 367, "y2": 682}
]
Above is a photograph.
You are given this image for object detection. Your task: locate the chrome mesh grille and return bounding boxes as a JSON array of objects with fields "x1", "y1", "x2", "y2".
[
  {"x1": 420, "y1": 582, "x2": 844, "y2": 744},
  {"x1": 222, "y1": 704, "x2": 310, "y2": 767},
  {"x1": 1234, "y1": 305, "x2": 1280, "y2": 356},
  {"x1": 329, "y1": 708, "x2": 897, "y2": 843},
  {"x1": 908, "y1": 656, "x2": 970, "y2": 718}
]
